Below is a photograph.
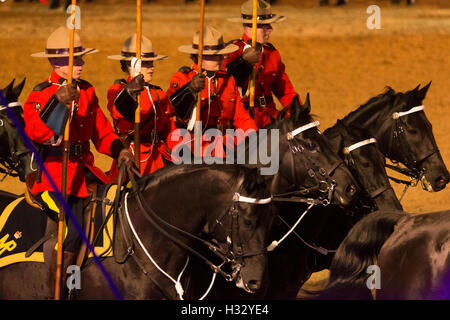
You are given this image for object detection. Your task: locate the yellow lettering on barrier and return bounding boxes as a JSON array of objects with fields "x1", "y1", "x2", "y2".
[{"x1": 0, "y1": 234, "x2": 17, "y2": 256}]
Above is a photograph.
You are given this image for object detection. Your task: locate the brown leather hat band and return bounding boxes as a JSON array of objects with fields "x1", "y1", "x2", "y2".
[
  {"x1": 121, "y1": 51, "x2": 156, "y2": 58},
  {"x1": 241, "y1": 13, "x2": 274, "y2": 20},
  {"x1": 192, "y1": 43, "x2": 226, "y2": 51},
  {"x1": 45, "y1": 46, "x2": 85, "y2": 55}
]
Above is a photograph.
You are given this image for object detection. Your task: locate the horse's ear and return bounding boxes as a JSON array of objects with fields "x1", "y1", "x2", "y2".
[
  {"x1": 289, "y1": 94, "x2": 301, "y2": 120},
  {"x1": 12, "y1": 78, "x2": 26, "y2": 101},
  {"x1": 417, "y1": 81, "x2": 431, "y2": 101},
  {"x1": 412, "y1": 84, "x2": 420, "y2": 92},
  {"x1": 301, "y1": 93, "x2": 311, "y2": 116},
  {"x1": 2, "y1": 79, "x2": 15, "y2": 101}
]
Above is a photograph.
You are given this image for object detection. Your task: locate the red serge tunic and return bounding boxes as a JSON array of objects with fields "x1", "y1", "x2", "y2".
[
  {"x1": 107, "y1": 76, "x2": 178, "y2": 178},
  {"x1": 223, "y1": 33, "x2": 300, "y2": 128},
  {"x1": 167, "y1": 65, "x2": 257, "y2": 132},
  {"x1": 24, "y1": 71, "x2": 120, "y2": 197},
  {"x1": 166, "y1": 65, "x2": 257, "y2": 155}
]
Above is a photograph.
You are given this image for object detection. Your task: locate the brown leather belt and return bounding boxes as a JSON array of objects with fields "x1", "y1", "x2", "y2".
[{"x1": 44, "y1": 142, "x2": 89, "y2": 157}]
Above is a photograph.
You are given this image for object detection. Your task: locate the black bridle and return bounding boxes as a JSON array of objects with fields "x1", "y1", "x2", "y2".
[
  {"x1": 380, "y1": 105, "x2": 441, "y2": 190},
  {"x1": 271, "y1": 120, "x2": 341, "y2": 206}
]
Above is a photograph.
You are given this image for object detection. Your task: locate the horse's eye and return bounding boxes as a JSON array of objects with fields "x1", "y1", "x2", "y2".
[
  {"x1": 361, "y1": 162, "x2": 371, "y2": 168},
  {"x1": 307, "y1": 142, "x2": 316, "y2": 150},
  {"x1": 244, "y1": 219, "x2": 252, "y2": 227},
  {"x1": 408, "y1": 129, "x2": 418, "y2": 135}
]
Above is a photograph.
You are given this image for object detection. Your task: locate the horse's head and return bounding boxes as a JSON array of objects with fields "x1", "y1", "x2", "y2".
[
  {"x1": 325, "y1": 121, "x2": 403, "y2": 211},
  {"x1": 271, "y1": 94, "x2": 359, "y2": 208},
  {"x1": 0, "y1": 78, "x2": 32, "y2": 182},
  {"x1": 206, "y1": 167, "x2": 274, "y2": 294},
  {"x1": 387, "y1": 83, "x2": 449, "y2": 192}
]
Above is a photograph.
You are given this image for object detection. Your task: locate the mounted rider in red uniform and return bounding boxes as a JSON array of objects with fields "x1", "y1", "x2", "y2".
[
  {"x1": 223, "y1": 0, "x2": 302, "y2": 128},
  {"x1": 106, "y1": 34, "x2": 178, "y2": 178},
  {"x1": 23, "y1": 26, "x2": 134, "y2": 296},
  {"x1": 166, "y1": 26, "x2": 257, "y2": 158}
]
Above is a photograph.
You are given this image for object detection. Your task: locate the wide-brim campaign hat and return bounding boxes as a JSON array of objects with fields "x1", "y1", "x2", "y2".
[
  {"x1": 107, "y1": 34, "x2": 168, "y2": 61},
  {"x1": 31, "y1": 26, "x2": 99, "y2": 58},
  {"x1": 228, "y1": 0, "x2": 286, "y2": 24},
  {"x1": 178, "y1": 26, "x2": 238, "y2": 55}
]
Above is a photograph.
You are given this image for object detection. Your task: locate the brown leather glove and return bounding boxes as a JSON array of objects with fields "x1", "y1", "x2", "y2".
[
  {"x1": 242, "y1": 43, "x2": 262, "y2": 65},
  {"x1": 125, "y1": 74, "x2": 145, "y2": 99},
  {"x1": 55, "y1": 83, "x2": 79, "y2": 105},
  {"x1": 188, "y1": 74, "x2": 205, "y2": 94},
  {"x1": 117, "y1": 148, "x2": 135, "y2": 171}
]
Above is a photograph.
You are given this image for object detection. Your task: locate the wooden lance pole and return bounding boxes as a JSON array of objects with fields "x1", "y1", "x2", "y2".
[
  {"x1": 194, "y1": 0, "x2": 206, "y2": 158},
  {"x1": 248, "y1": 0, "x2": 258, "y2": 111},
  {"x1": 196, "y1": 0, "x2": 206, "y2": 123},
  {"x1": 134, "y1": 0, "x2": 142, "y2": 170},
  {"x1": 55, "y1": 0, "x2": 77, "y2": 300}
]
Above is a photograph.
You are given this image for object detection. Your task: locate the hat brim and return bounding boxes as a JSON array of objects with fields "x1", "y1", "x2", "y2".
[
  {"x1": 31, "y1": 48, "x2": 99, "y2": 58},
  {"x1": 178, "y1": 43, "x2": 239, "y2": 55},
  {"x1": 228, "y1": 15, "x2": 286, "y2": 24},
  {"x1": 107, "y1": 54, "x2": 168, "y2": 61}
]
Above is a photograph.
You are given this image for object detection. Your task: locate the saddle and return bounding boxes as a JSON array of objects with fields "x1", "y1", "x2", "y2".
[{"x1": 19, "y1": 173, "x2": 116, "y2": 270}]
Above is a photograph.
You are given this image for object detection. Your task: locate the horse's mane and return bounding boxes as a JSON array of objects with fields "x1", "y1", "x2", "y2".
[
  {"x1": 324, "y1": 119, "x2": 374, "y2": 145},
  {"x1": 341, "y1": 87, "x2": 397, "y2": 123},
  {"x1": 137, "y1": 164, "x2": 264, "y2": 196}
]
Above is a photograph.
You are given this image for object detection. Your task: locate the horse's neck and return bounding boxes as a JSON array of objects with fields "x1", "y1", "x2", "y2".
[
  {"x1": 373, "y1": 188, "x2": 403, "y2": 211},
  {"x1": 323, "y1": 125, "x2": 344, "y2": 155}
]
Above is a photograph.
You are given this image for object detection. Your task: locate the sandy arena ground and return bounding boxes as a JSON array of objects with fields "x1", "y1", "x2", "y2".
[{"x1": 0, "y1": 0, "x2": 449, "y2": 298}]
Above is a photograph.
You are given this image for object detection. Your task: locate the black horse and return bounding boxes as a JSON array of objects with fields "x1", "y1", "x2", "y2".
[
  {"x1": 261, "y1": 117, "x2": 404, "y2": 300},
  {"x1": 267, "y1": 84, "x2": 449, "y2": 299},
  {"x1": 0, "y1": 78, "x2": 33, "y2": 182},
  {"x1": 0, "y1": 91, "x2": 359, "y2": 299},
  {"x1": 185, "y1": 93, "x2": 360, "y2": 299},
  {"x1": 0, "y1": 164, "x2": 276, "y2": 299},
  {"x1": 342, "y1": 83, "x2": 449, "y2": 193},
  {"x1": 318, "y1": 209, "x2": 450, "y2": 300}
]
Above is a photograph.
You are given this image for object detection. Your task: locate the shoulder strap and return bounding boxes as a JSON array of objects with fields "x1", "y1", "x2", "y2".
[
  {"x1": 178, "y1": 66, "x2": 192, "y2": 73},
  {"x1": 114, "y1": 78, "x2": 128, "y2": 85},
  {"x1": 33, "y1": 81, "x2": 52, "y2": 92},
  {"x1": 148, "y1": 84, "x2": 163, "y2": 91}
]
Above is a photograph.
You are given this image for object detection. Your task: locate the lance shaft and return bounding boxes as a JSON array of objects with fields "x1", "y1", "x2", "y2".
[
  {"x1": 134, "y1": 0, "x2": 142, "y2": 170},
  {"x1": 55, "y1": 0, "x2": 77, "y2": 300},
  {"x1": 194, "y1": 0, "x2": 205, "y2": 158},
  {"x1": 249, "y1": 0, "x2": 258, "y2": 110}
]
